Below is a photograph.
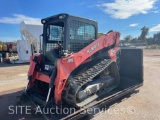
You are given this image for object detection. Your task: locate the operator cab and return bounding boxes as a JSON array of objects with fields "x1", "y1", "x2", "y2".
[{"x1": 40, "y1": 13, "x2": 98, "y2": 73}]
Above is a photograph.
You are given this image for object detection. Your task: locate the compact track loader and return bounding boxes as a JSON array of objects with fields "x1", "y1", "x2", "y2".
[{"x1": 20, "y1": 13, "x2": 143, "y2": 119}]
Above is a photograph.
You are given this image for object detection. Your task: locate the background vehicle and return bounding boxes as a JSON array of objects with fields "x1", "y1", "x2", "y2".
[{"x1": 13, "y1": 21, "x2": 43, "y2": 63}]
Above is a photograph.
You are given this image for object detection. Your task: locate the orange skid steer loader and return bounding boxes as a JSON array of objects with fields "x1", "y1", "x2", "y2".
[{"x1": 20, "y1": 13, "x2": 143, "y2": 119}]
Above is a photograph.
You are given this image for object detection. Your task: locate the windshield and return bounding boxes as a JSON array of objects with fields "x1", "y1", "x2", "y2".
[
  {"x1": 47, "y1": 22, "x2": 64, "y2": 41},
  {"x1": 43, "y1": 22, "x2": 65, "y2": 60}
]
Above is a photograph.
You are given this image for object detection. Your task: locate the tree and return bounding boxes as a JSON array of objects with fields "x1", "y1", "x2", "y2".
[
  {"x1": 139, "y1": 26, "x2": 149, "y2": 43},
  {"x1": 153, "y1": 32, "x2": 160, "y2": 44},
  {"x1": 146, "y1": 37, "x2": 153, "y2": 45},
  {"x1": 121, "y1": 26, "x2": 160, "y2": 45},
  {"x1": 130, "y1": 37, "x2": 138, "y2": 43},
  {"x1": 124, "y1": 35, "x2": 132, "y2": 43}
]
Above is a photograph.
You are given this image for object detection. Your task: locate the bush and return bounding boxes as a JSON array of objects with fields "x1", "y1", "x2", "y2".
[
  {"x1": 157, "y1": 45, "x2": 160, "y2": 49},
  {"x1": 150, "y1": 45, "x2": 157, "y2": 49},
  {"x1": 145, "y1": 45, "x2": 150, "y2": 49},
  {"x1": 145, "y1": 45, "x2": 160, "y2": 49}
]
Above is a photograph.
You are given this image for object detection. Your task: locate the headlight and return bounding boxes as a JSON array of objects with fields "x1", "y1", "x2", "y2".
[
  {"x1": 42, "y1": 20, "x2": 46, "y2": 24},
  {"x1": 59, "y1": 15, "x2": 66, "y2": 19}
]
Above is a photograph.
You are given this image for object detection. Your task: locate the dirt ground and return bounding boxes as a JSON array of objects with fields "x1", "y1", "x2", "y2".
[
  {"x1": 0, "y1": 49, "x2": 160, "y2": 120},
  {"x1": 0, "y1": 63, "x2": 28, "y2": 92},
  {"x1": 0, "y1": 63, "x2": 28, "y2": 80}
]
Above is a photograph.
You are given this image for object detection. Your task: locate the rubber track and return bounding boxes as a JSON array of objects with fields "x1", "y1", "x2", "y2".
[{"x1": 62, "y1": 59, "x2": 115, "y2": 107}]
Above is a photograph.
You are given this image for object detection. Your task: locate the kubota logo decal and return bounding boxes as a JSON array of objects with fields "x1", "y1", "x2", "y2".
[{"x1": 87, "y1": 43, "x2": 100, "y2": 54}]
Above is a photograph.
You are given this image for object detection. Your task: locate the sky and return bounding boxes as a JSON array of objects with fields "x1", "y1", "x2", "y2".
[{"x1": 0, "y1": 0, "x2": 160, "y2": 42}]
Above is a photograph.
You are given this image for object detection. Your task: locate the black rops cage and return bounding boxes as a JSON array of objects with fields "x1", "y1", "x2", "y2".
[{"x1": 41, "y1": 13, "x2": 98, "y2": 53}]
